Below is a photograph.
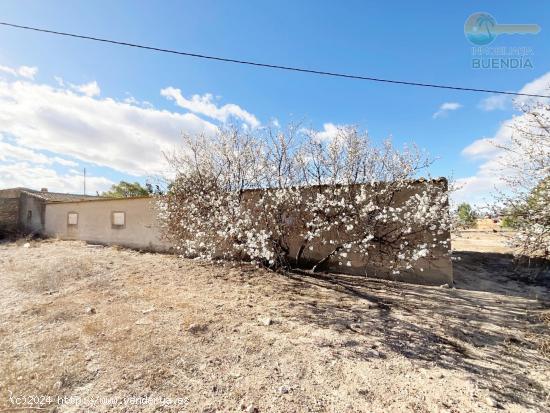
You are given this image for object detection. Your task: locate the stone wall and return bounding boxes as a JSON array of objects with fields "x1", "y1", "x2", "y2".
[{"x1": 0, "y1": 197, "x2": 19, "y2": 234}]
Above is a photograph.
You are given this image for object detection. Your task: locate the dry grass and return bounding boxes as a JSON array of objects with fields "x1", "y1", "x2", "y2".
[
  {"x1": 11, "y1": 242, "x2": 94, "y2": 293},
  {"x1": 0, "y1": 237, "x2": 549, "y2": 412},
  {"x1": 538, "y1": 311, "x2": 550, "y2": 357}
]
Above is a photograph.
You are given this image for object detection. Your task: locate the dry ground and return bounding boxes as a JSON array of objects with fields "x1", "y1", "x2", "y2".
[
  {"x1": 0, "y1": 235, "x2": 549, "y2": 412},
  {"x1": 452, "y1": 230, "x2": 516, "y2": 255}
]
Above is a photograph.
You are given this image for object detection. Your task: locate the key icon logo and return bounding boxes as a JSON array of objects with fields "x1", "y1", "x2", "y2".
[{"x1": 464, "y1": 12, "x2": 540, "y2": 45}]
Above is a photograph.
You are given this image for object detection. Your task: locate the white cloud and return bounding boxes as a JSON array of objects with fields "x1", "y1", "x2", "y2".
[
  {"x1": 0, "y1": 135, "x2": 81, "y2": 168},
  {"x1": 453, "y1": 176, "x2": 497, "y2": 206},
  {"x1": 54, "y1": 76, "x2": 101, "y2": 97},
  {"x1": 0, "y1": 162, "x2": 112, "y2": 194},
  {"x1": 0, "y1": 64, "x2": 38, "y2": 80},
  {"x1": 315, "y1": 123, "x2": 341, "y2": 141},
  {"x1": 0, "y1": 78, "x2": 219, "y2": 176},
  {"x1": 478, "y1": 94, "x2": 508, "y2": 111},
  {"x1": 455, "y1": 71, "x2": 550, "y2": 205},
  {"x1": 123, "y1": 94, "x2": 153, "y2": 108},
  {"x1": 0, "y1": 136, "x2": 53, "y2": 164},
  {"x1": 461, "y1": 137, "x2": 494, "y2": 158},
  {"x1": 453, "y1": 157, "x2": 509, "y2": 206},
  {"x1": 298, "y1": 123, "x2": 353, "y2": 143},
  {"x1": 300, "y1": 122, "x2": 343, "y2": 142},
  {"x1": 515, "y1": 72, "x2": 550, "y2": 106},
  {"x1": 18, "y1": 66, "x2": 39, "y2": 80},
  {"x1": 0, "y1": 65, "x2": 18, "y2": 77},
  {"x1": 53, "y1": 157, "x2": 79, "y2": 167},
  {"x1": 0, "y1": 64, "x2": 257, "y2": 193},
  {"x1": 432, "y1": 102, "x2": 462, "y2": 119},
  {"x1": 71, "y1": 80, "x2": 101, "y2": 97},
  {"x1": 456, "y1": 122, "x2": 517, "y2": 206},
  {"x1": 161, "y1": 87, "x2": 260, "y2": 128},
  {"x1": 461, "y1": 116, "x2": 516, "y2": 160}
]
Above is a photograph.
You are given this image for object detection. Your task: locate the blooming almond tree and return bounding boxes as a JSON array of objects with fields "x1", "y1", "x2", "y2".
[
  {"x1": 494, "y1": 101, "x2": 550, "y2": 260},
  {"x1": 158, "y1": 125, "x2": 451, "y2": 276}
]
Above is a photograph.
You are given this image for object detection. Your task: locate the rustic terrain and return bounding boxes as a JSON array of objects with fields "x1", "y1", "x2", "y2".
[{"x1": 0, "y1": 235, "x2": 549, "y2": 412}]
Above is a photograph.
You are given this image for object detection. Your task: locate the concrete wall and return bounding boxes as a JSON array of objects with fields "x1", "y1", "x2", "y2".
[
  {"x1": 18, "y1": 192, "x2": 46, "y2": 233},
  {"x1": 43, "y1": 183, "x2": 452, "y2": 286},
  {"x1": 44, "y1": 197, "x2": 170, "y2": 251},
  {"x1": 283, "y1": 230, "x2": 452, "y2": 285},
  {"x1": 241, "y1": 182, "x2": 453, "y2": 285}
]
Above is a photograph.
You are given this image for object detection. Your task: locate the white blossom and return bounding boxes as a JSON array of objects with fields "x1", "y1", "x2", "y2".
[{"x1": 158, "y1": 124, "x2": 452, "y2": 275}]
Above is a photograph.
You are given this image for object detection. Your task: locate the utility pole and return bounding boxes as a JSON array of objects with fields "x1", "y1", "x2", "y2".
[{"x1": 83, "y1": 168, "x2": 86, "y2": 195}]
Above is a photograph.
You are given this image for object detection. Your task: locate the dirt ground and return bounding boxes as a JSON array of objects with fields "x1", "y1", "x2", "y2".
[
  {"x1": 452, "y1": 230, "x2": 516, "y2": 255},
  {"x1": 0, "y1": 234, "x2": 549, "y2": 412}
]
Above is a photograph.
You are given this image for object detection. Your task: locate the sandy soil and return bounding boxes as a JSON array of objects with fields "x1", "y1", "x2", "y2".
[
  {"x1": 452, "y1": 230, "x2": 516, "y2": 254},
  {"x1": 0, "y1": 237, "x2": 549, "y2": 412}
]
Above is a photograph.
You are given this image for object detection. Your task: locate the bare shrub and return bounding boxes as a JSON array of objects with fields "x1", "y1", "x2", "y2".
[
  {"x1": 158, "y1": 125, "x2": 451, "y2": 275},
  {"x1": 15, "y1": 256, "x2": 94, "y2": 293}
]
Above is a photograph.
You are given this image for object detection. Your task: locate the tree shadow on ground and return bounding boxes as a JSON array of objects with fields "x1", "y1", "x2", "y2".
[
  {"x1": 285, "y1": 252, "x2": 550, "y2": 409},
  {"x1": 453, "y1": 251, "x2": 550, "y2": 296}
]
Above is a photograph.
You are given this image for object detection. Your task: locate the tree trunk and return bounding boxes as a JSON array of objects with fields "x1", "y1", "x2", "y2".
[{"x1": 311, "y1": 245, "x2": 343, "y2": 272}]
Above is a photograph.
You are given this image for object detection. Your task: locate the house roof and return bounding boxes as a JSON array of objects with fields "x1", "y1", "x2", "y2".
[
  {"x1": 0, "y1": 187, "x2": 102, "y2": 202},
  {"x1": 44, "y1": 195, "x2": 152, "y2": 204}
]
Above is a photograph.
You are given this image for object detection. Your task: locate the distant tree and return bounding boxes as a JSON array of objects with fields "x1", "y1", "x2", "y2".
[
  {"x1": 146, "y1": 182, "x2": 164, "y2": 196},
  {"x1": 500, "y1": 213, "x2": 518, "y2": 229},
  {"x1": 501, "y1": 176, "x2": 549, "y2": 232},
  {"x1": 102, "y1": 181, "x2": 150, "y2": 198},
  {"x1": 456, "y1": 203, "x2": 477, "y2": 228}
]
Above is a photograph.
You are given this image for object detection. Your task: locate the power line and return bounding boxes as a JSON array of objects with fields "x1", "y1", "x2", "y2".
[{"x1": 1, "y1": 21, "x2": 549, "y2": 99}]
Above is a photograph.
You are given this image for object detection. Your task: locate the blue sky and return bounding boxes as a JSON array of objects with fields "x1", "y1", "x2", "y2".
[{"x1": 0, "y1": 1, "x2": 548, "y2": 204}]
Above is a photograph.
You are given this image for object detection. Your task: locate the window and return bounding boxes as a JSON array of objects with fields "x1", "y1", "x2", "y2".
[
  {"x1": 67, "y1": 212, "x2": 78, "y2": 226},
  {"x1": 112, "y1": 211, "x2": 126, "y2": 228},
  {"x1": 26, "y1": 210, "x2": 32, "y2": 224}
]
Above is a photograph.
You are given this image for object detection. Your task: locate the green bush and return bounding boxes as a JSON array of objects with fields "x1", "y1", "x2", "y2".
[{"x1": 456, "y1": 203, "x2": 477, "y2": 228}]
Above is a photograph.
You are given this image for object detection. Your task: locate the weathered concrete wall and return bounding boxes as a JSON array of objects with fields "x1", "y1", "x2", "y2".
[
  {"x1": 43, "y1": 182, "x2": 452, "y2": 286},
  {"x1": 294, "y1": 240, "x2": 452, "y2": 285},
  {"x1": 18, "y1": 192, "x2": 46, "y2": 233},
  {"x1": 241, "y1": 182, "x2": 452, "y2": 285},
  {"x1": 44, "y1": 198, "x2": 170, "y2": 251}
]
